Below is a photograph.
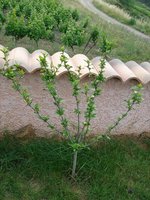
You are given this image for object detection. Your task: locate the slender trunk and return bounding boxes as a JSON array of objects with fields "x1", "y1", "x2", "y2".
[
  {"x1": 85, "y1": 43, "x2": 96, "y2": 55},
  {"x1": 82, "y1": 36, "x2": 91, "y2": 54},
  {"x1": 36, "y1": 40, "x2": 39, "y2": 48},
  {"x1": 72, "y1": 151, "x2": 78, "y2": 178},
  {"x1": 71, "y1": 46, "x2": 75, "y2": 54},
  {"x1": 14, "y1": 37, "x2": 17, "y2": 47},
  {"x1": 76, "y1": 97, "x2": 80, "y2": 140}
]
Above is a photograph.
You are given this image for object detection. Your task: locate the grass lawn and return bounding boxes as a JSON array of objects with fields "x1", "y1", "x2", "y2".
[{"x1": 0, "y1": 134, "x2": 149, "y2": 200}]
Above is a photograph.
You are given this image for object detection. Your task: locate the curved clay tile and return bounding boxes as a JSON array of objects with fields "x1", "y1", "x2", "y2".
[
  {"x1": 8, "y1": 47, "x2": 29, "y2": 69},
  {"x1": 109, "y1": 59, "x2": 137, "y2": 82},
  {"x1": 92, "y1": 57, "x2": 122, "y2": 81},
  {"x1": 51, "y1": 52, "x2": 76, "y2": 76},
  {"x1": 126, "y1": 61, "x2": 150, "y2": 84},
  {"x1": 0, "y1": 45, "x2": 150, "y2": 85},
  {"x1": 140, "y1": 62, "x2": 150, "y2": 73},
  {"x1": 71, "y1": 54, "x2": 97, "y2": 78},
  {"x1": 29, "y1": 50, "x2": 51, "y2": 73}
]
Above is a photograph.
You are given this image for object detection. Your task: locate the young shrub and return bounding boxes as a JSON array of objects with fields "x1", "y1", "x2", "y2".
[
  {"x1": 0, "y1": 9, "x2": 5, "y2": 24},
  {"x1": 83, "y1": 27, "x2": 100, "y2": 54},
  {"x1": 71, "y1": 9, "x2": 80, "y2": 21},
  {"x1": 27, "y1": 15, "x2": 47, "y2": 48},
  {"x1": 0, "y1": 45, "x2": 143, "y2": 179},
  {"x1": 62, "y1": 22, "x2": 86, "y2": 53},
  {"x1": 5, "y1": 10, "x2": 27, "y2": 46},
  {"x1": 128, "y1": 17, "x2": 136, "y2": 25},
  {"x1": 0, "y1": 0, "x2": 11, "y2": 11}
]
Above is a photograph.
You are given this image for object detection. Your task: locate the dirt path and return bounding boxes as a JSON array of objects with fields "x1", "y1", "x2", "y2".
[{"x1": 79, "y1": 0, "x2": 150, "y2": 40}]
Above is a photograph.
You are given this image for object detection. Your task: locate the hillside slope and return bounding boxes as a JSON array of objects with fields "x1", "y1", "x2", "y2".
[
  {"x1": 0, "y1": 0, "x2": 150, "y2": 62},
  {"x1": 81, "y1": 0, "x2": 150, "y2": 37}
]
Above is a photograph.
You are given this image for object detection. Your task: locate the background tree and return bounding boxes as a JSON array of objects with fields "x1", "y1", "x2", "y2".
[
  {"x1": 5, "y1": 10, "x2": 27, "y2": 46},
  {"x1": 83, "y1": 27, "x2": 100, "y2": 54},
  {"x1": 62, "y1": 22, "x2": 86, "y2": 53},
  {"x1": 1, "y1": 0, "x2": 102, "y2": 54},
  {"x1": 27, "y1": 16, "x2": 47, "y2": 48},
  {"x1": 0, "y1": 0, "x2": 11, "y2": 11},
  {"x1": 71, "y1": 9, "x2": 80, "y2": 21},
  {"x1": 0, "y1": 9, "x2": 5, "y2": 24}
]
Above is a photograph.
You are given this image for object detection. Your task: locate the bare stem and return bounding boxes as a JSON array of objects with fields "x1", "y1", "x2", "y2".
[
  {"x1": 72, "y1": 151, "x2": 78, "y2": 178},
  {"x1": 85, "y1": 43, "x2": 96, "y2": 55},
  {"x1": 12, "y1": 79, "x2": 60, "y2": 135},
  {"x1": 75, "y1": 96, "x2": 81, "y2": 139}
]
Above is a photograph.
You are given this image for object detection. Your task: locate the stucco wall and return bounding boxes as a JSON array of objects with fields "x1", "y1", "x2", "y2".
[{"x1": 0, "y1": 72, "x2": 150, "y2": 136}]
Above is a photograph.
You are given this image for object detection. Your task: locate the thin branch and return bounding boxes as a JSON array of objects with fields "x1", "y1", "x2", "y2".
[{"x1": 12, "y1": 79, "x2": 60, "y2": 135}]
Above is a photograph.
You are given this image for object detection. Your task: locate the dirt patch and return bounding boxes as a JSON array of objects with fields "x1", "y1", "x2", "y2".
[{"x1": 0, "y1": 127, "x2": 150, "y2": 150}]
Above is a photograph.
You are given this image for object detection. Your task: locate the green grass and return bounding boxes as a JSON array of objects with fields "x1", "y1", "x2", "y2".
[
  {"x1": 0, "y1": 0, "x2": 150, "y2": 62},
  {"x1": 63, "y1": 0, "x2": 150, "y2": 62},
  {"x1": 93, "y1": 0, "x2": 150, "y2": 36},
  {"x1": 138, "y1": 0, "x2": 150, "y2": 7},
  {"x1": 0, "y1": 134, "x2": 150, "y2": 200},
  {"x1": 104, "y1": 0, "x2": 150, "y2": 18},
  {"x1": 93, "y1": 0, "x2": 132, "y2": 23}
]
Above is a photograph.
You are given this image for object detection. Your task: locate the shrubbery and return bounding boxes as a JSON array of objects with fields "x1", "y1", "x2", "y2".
[
  {"x1": 0, "y1": 0, "x2": 100, "y2": 53},
  {"x1": 0, "y1": 45, "x2": 143, "y2": 178}
]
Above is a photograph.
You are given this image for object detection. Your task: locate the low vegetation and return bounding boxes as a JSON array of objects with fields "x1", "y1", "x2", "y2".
[
  {"x1": 0, "y1": 0, "x2": 150, "y2": 62},
  {"x1": 0, "y1": 1, "x2": 149, "y2": 199},
  {"x1": 1, "y1": 45, "x2": 143, "y2": 178},
  {"x1": 104, "y1": 0, "x2": 150, "y2": 18},
  {"x1": 93, "y1": 0, "x2": 150, "y2": 36},
  {"x1": 138, "y1": 0, "x2": 150, "y2": 7},
  {"x1": 0, "y1": 135, "x2": 149, "y2": 200},
  {"x1": 0, "y1": 0, "x2": 100, "y2": 55}
]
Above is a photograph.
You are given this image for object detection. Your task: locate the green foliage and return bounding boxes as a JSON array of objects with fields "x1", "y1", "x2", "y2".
[
  {"x1": 62, "y1": 22, "x2": 86, "y2": 51},
  {"x1": 71, "y1": 9, "x2": 80, "y2": 21},
  {"x1": 0, "y1": 0, "x2": 100, "y2": 53},
  {"x1": 0, "y1": 10, "x2": 5, "y2": 24},
  {"x1": 100, "y1": 35, "x2": 112, "y2": 55},
  {"x1": 27, "y1": 16, "x2": 47, "y2": 47},
  {"x1": 139, "y1": 0, "x2": 150, "y2": 7},
  {"x1": 118, "y1": 0, "x2": 135, "y2": 7},
  {"x1": 5, "y1": 10, "x2": 27, "y2": 44},
  {"x1": 128, "y1": 17, "x2": 136, "y2": 25},
  {"x1": 94, "y1": 0, "x2": 150, "y2": 36},
  {"x1": 0, "y1": 46, "x2": 143, "y2": 178},
  {"x1": 0, "y1": 0, "x2": 150, "y2": 62},
  {"x1": 0, "y1": 135, "x2": 149, "y2": 199},
  {"x1": 109, "y1": 0, "x2": 150, "y2": 19},
  {"x1": 0, "y1": 0, "x2": 11, "y2": 10},
  {"x1": 83, "y1": 27, "x2": 100, "y2": 54}
]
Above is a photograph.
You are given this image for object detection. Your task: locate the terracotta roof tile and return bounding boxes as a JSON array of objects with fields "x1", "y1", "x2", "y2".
[
  {"x1": 126, "y1": 61, "x2": 150, "y2": 84},
  {"x1": 109, "y1": 59, "x2": 138, "y2": 82},
  {"x1": 92, "y1": 57, "x2": 122, "y2": 80},
  {"x1": 71, "y1": 54, "x2": 97, "y2": 78},
  {"x1": 0, "y1": 46, "x2": 150, "y2": 84},
  {"x1": 51, "y1": 52, "x2": 74, "y2": 76},
  {"x1": 30, "y1": 50, "x2": 51, "y2": 73},
  {"x1": 140, "y1": 62, "x2": 150, "y2": 73}
]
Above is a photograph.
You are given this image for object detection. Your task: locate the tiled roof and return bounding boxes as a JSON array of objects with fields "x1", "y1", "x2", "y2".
[{"x1": 0, "y1": 45, "x2": 150, "y2": 84}]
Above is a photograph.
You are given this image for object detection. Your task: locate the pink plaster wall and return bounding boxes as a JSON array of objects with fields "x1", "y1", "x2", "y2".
[{"x1": 0, "y1": 72, "x2": 150, "y2": 137}]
